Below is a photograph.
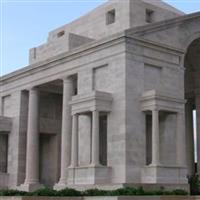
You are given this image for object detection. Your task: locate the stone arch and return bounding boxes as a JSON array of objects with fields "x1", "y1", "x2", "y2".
[
  {"x1": 184, "y1": 37, "x2": 200, "y2": 176},
  {"x1": 183, "y1": 32, "x2": 200, "y2": 52},
  {"x1": 128, "y1": 12, "x2": 200, "y2": 52}
]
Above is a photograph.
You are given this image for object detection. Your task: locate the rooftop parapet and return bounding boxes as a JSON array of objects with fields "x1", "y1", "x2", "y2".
[
  {"x1": 29, "y1": 33, "x2": 94, "y2": 64},
  {"x1": 29, "y1": 0, "x2": 184, "y2": 64}
]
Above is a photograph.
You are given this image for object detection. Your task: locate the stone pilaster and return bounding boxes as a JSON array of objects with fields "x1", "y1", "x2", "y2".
[
  {"x1": 54, "y1": 77, "x2": 73, "y2": 190},
  {"x1": 151, "y1": 109, "x2": 160, "y2": 166},
  {"x1": 176, "y1": 112, "x2": 186, "y2": 166},
  {"x1": 0, "y1": 96, "x2": 3, "y2": 116},
  {"x1": 195, "y1": 94, "x2": 200, "y2": 174},
  {"x1": 185, "y1": 99, "x2": 195, "y2": 175},
  {"x1": 91, "y1": 110, "x2": 100, "y2": 166},
  {"x1": 70, "y1": 114, "x2": 78, "y2": 167}
]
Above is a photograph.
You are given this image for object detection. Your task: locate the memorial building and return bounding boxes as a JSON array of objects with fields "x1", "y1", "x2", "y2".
[{"x1": 0, "y1": 0, "x2": 200, "y2": 192}]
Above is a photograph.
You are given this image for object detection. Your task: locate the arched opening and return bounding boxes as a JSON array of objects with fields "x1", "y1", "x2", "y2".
[{"x1": 185, "y1": 38, "x2": 200, "y2": 176}]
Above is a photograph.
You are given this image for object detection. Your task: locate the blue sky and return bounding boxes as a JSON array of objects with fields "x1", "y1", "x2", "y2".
[{"x1": 0, "y1": 0, "x2": 200, "y2": 76}]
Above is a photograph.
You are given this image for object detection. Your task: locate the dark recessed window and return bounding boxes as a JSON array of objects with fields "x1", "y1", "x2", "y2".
[
  {"x1": 71, "y1": 74, "x2": 78, "y2": 96},
  {"x1": 57, "y1": 30, "x2": 65, "y2": 38},
  {"x1": 0, "y1": 134, "x2": 8, "y2": 173},
  {"x1": 146, "y1": 9, "x2": 154, "y2": 23},
  {"x1": 106, "y1": 9, "x2": 116, "y2": 25}
]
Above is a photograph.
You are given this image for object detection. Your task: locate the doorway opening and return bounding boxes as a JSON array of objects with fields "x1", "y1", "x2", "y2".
[
  {"x1": 39, "y1": 133, "x2": 59, "y2": 188},
  {"x1": 99, "y1": 114, "x2": 108, "y2": 166},
  {"x1": 0, "y1": 134, "x2": 8, "y2": 173}
]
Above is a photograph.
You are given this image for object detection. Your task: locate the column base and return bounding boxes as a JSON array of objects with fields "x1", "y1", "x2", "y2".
[
  {"x1": 18, "y1": 182, "x2": 44, "y2": 192},
  {"x1": 54, "y1": 182, "x2": 68, "y2": 190},
  {"x1": 141, "y1": 165, "x2": 188, "y2": 184},
  {"x1": 68, "y1": 165, "x2": 111, "y2": 185}
]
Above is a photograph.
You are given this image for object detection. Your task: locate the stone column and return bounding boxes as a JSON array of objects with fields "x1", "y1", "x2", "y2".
[
  {"x1": 70, "y1": 114, "x2": 78, "y2": 167},
  {"x1": 91, "y1": 110, "x2": 100, "y2": 166},
  {"x1": 20, "y1": 88, "x2": 42, "y2": 191},
  {"x1": 176, "y1": 112, "x2": 186, "y2": 166},
  {"x1": 0, "y1": 96, "x2": 3, "y2": 116},
  {"x1": 151, "y1": 109, "x2": 160, "y2": 166},
  {"x1": 196, "y1": 94, "x2": 200, "y2": 174},
  {"x1": 185, "y1": 99, "x2": 195, "y2": 175},
  {"x1": 54, "y1": 77, "x2": 73, "y2": 189}
]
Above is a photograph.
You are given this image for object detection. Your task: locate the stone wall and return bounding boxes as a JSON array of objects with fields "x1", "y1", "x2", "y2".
[
  {"x1": 48, "y1": 0, "x2": 183, "y2": 41},
  {"x1": 30, "y1": 0, "x2": 184, "y2": 64},
  {"x1": 29, "y1": 33, "x2": 94, "y2": 64}
]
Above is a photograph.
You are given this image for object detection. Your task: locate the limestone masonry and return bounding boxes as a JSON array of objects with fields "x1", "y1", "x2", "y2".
[{"x1": 0, "y1": 0, "x2": 200, "y2": 192}]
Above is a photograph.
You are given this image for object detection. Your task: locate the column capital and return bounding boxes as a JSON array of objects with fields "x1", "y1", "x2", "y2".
[
  {"x1": 152, "y1": 108, "x2": 159, "y2": 112},
  {"x1": 177, "y1": 111, "x2": 185, "y2": 115},
  {"x1": 92, "y1": 109, "x2": 99, "y2": 112},
  {"x1": 28, "y1": 87, "x2": 39, "y2": 93},
  {"x1": 62, "y1": 76, "x2": 73, "y2": 84},
  {"x1": 91, "y1": 107, "x2": 101, "y2": 113}
]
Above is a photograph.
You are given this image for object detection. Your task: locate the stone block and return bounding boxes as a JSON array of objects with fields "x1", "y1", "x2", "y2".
[
  {"x1": 141, "y1": 165, "x2": 188, "y2": 184},
  {"x1": 68, "y1": 166, "x2": 111, "y2": 185}
]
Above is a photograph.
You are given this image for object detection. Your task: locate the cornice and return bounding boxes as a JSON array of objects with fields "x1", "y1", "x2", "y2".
[
  {"x1": 125, "y1": 35, "x2": 184, "y2": 55},
  {"x1": 0, "y1": 32, "x2": 126, "y2": 84},
  {"x1": 1, "y1": 12, "x2": 197, "y2": 85},
  {"x1": 141, "y1": 90, "x2": 186, "y2": 104},
  {"x1": 126, "y1": 11, "x2": 200, "y2": 36}
]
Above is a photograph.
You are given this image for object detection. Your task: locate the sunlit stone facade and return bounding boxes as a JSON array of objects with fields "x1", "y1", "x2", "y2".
[{"x1": 0, "y1": 0, "x2": 200, "y2": 192}]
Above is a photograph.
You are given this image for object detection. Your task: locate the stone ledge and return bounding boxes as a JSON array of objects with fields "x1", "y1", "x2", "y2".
[
  {"x1": 141, "y1": 165, "x2": 188, "y2": 184},
  {"x1": 141, "y1": 90, "x2": 185, "y2": 113},
  {"x1": 70, "y1": 91, "x2": 113, "y2": 114},
  {"x1": 68, "y1": 165, "x2": 111, "y2": 185}
]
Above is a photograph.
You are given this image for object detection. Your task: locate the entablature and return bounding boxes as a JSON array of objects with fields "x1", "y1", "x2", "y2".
[
  {"x1": 141, "y1": 90, "x2": 186, "y2": 113},
  {"x1": 70, "y1": 91, "x2": 112, "y2": 115}
]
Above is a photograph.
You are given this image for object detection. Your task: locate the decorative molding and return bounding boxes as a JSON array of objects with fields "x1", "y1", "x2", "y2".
[
  {"x1": 70, "y1": 90, "x2": 112, "y2": 115},
  {"x1": 126, "y1": 12, "x2": 200, "y2": 37},
  {"x1": 141, "y1": 90, "x2": 186, "y2": 113}
]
